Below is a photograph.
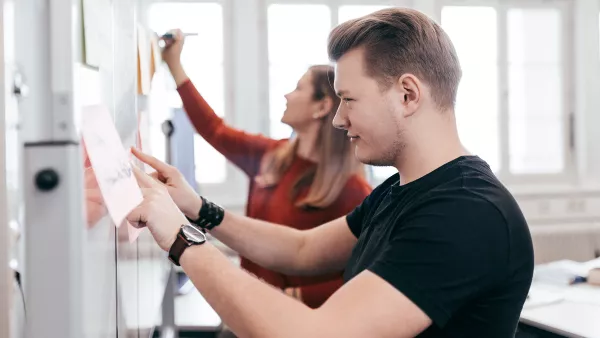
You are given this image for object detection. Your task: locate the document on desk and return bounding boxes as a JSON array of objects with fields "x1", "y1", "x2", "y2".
[{"x1": 81, "y1": 104, "x2": 143, "y2": 242}]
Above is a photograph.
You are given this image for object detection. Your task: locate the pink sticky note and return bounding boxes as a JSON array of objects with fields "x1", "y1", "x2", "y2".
[{"x1": 81, "y1": 104, "x2": 144, "y2": 242}]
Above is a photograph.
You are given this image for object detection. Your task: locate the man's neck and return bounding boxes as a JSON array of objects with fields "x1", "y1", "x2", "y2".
[{"x1": 395, "y1": 123, "x2": 469, "y2": 185}]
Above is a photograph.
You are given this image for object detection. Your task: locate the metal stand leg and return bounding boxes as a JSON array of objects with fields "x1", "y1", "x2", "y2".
[
  {"x1": 160, "y1": 119, "x2": 177, "y2": 338},
  {"x1": 160, "y1": 266, "x2": 177, "y2": 338}
]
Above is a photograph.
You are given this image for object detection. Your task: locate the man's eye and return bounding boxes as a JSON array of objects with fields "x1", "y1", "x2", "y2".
[{"x1": 342, "y1": 98, "x2": 354, "y2": 102}]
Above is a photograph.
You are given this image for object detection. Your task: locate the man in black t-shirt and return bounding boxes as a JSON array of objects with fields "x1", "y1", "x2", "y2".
[
  {"x1": 344, "y1": 156, "x2": 533, "y2": 337},
  {"x1": 127, "y1": 7, "x2": 534, "y2": 338}
]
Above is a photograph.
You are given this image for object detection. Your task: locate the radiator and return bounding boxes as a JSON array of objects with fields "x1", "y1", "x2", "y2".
[{"x1": 529, "y1": 224, "x2": 600, "y2": 264}]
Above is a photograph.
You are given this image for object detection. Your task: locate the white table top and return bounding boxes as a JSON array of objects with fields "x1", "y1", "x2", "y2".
[
  {"x1": 170, "y1": 287, "x2": 222, "y2": 331},
  {"x1": 521, "y1": 283, "x2": 600, "y2": 338}
]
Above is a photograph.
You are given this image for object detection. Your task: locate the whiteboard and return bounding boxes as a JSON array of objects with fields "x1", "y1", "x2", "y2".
[{"x1": 84, "y1": 0, "x2": 170, "y2": 336}]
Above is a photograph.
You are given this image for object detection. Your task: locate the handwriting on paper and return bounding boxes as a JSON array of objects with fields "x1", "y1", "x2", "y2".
[{"x1": 81, "y1": 104, "x2": 143, "y2": 241}]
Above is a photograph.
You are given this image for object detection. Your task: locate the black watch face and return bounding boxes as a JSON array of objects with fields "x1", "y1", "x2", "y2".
[{"x1": 181, "y1": 224, "x2": 206, "y2": 243}]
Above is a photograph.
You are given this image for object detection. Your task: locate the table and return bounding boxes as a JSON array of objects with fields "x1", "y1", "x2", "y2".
[{"x1": 520, "y1": 283, "x2": 600, "y2": 338}]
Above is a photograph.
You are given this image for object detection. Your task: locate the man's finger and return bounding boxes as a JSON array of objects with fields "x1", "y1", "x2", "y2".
[
  {"x1": 132, "y1": 165, "x2": 159, "y2": 189},
  {"x1": 126, "y1": 206, "x2": 147, "y2": 229},
  {"x1": 129, "y1": 220, "x2": 147, "y2": 229},
  {"x1": 148, "y1": 171, "x2": 168, "y2": 184},
  {"x1": 131, "y1": 147, "x2": 173, "y2": 174}
]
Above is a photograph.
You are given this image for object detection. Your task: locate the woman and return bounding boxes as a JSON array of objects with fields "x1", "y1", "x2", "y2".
[{"x1": 161, "y1": 30, "x2": 371, "y2": 308}]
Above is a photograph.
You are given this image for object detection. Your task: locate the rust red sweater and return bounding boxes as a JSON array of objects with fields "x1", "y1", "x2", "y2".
[{"x1": 177, "y1": 80, "x2": 372, "y2": 308}]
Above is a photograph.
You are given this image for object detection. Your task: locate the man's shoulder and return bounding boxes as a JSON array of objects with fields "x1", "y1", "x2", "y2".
[
  {"x1": 418, "y1": 185, "x2": 509, "y2": 227},
  {"x1": 363, "y1": 172, "x2": 399, "y2": 204},
  {"x1": 427, "y1": 157, "x2": 520, "y2": 218},
  {"x1": 399, "y1": 177, "x2": 530, "y2": 266},
  {"x1": 375, "y1": 172, "x2": 400, "y2": 191}
]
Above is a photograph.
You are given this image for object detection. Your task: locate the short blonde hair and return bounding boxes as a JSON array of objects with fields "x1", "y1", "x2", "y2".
[{"x1": 328, "y1": 8, "x2": 462, "y2": 109}]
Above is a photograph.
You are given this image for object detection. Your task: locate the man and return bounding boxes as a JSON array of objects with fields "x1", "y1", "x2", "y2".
[{"x1": 127, "y1": 8, "x2": 534, "y2": 338}]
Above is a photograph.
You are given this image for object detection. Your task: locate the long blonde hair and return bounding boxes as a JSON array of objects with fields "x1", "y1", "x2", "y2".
[{"x1": 255, "y1": 65, "x2": 364, "y2": 209}]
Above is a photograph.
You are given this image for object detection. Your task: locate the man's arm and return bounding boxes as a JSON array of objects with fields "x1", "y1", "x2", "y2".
[
  {"x1": 210, "y1": 212, "x2": 357, "y2": 276},
  {"x1": 130, "y1": 148, "x2": 358, "y2": 276},
  {"x1": 180, "y1": 243, "x2": 431, "y2": 338}
]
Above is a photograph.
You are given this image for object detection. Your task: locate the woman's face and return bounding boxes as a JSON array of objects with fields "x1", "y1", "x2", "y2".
[{"x1": 281, "y1": 70, "x2": 320, "y2": 130}]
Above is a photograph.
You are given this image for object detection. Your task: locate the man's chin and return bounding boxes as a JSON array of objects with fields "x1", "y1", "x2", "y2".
[
  {"x1": 355, "y1": 148, "x2": 395, "y2": 167},
  {"x1": 354, "y1": 147, "x2": 374, "y2": 165}
]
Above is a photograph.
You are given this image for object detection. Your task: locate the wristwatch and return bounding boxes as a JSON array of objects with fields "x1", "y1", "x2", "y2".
[{"x1": 168, "y1": 224, "x2": 207, "y2": 266}]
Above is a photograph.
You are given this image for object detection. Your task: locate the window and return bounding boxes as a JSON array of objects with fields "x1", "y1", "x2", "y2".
[
  {"x1": 507, "y1": 8, "x2": 563, "y2": 174},
  {"x1": 267, "y1": 4, "x2": 331, "y2": 139},
  {"x1": 442, "y1": 6, "x2": 499, "y2": 172},
  {"x1": 441, "y1": 3, "x2": 570, "y2": 180},
  {"x1": 148, "y1": 2, "x2": 226, "y2": 183}
]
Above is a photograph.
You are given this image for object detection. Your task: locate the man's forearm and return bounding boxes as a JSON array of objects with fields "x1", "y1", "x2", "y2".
[
  {"x1": 180, "y1": 243, "x2": 320, "y2": 338},
  {"x1": 209, "y1": 212, "x2": 310, "y2": 275}
]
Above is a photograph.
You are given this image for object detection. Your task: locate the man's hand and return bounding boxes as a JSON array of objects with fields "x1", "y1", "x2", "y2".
[
  {"x1": 131, "y1": 147, "x2": 202, "y2": 220},
  {"x1": 127, "y1": 165, "x2": 188, "y2": 251}
]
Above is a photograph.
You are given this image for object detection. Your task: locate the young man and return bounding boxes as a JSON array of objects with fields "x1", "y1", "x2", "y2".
[{"x1": 127, "y1": 8, "x2": 534, "y2": 338}]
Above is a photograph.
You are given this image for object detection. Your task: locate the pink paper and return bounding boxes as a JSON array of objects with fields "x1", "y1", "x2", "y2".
[{"x1": 81, "y1": 104, "x2": 144, "y2": 242}]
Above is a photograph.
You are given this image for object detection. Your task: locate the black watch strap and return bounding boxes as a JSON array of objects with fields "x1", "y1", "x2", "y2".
[
  {"x1": 187, "y1": 196, "x2": 225, "y2": 231},
  {"x1": 169, "y1": 225, "x2": 207, "y2": 266},
  {"x1": 168, "y1": 230, "x2": 190, "y2": 266}
]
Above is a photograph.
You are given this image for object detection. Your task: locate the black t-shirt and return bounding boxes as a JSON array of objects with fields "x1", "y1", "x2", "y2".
[{"x1": 345, "y1": 156, "x2": 534, "y2": 338}]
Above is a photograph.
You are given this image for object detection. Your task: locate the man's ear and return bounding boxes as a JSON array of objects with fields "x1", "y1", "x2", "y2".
[{"x1": 396, "y1": 74, "x2": 421, "y2": 117}]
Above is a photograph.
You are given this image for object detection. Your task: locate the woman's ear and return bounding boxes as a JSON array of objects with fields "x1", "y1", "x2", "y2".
[{"x1": 314, "y1": 97, "x2": 333, "y2": 119}]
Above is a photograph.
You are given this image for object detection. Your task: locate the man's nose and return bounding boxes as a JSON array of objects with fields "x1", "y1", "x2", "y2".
[{"x1": 332, "y1": 106, "x2": 348, "y2": 130}]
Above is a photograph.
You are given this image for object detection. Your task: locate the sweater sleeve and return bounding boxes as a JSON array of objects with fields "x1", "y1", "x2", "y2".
[
  {"x1": 300, "y1": 177, "x2": 372, "y2": 309},
  {"x1": 177, "y1": 79, "x2": 279, "y2": 177},
  {"x1": 286, "y1": 176, "x2": 372, "y2": 307},
  {"x1": 338, "y1": 175, "x2": 373, "y2": 215},
  {"x1": 300, "y1": 278, "x2": 345, "y2": 309}
]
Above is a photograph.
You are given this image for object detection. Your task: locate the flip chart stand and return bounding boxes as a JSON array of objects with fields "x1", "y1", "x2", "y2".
[
  {"x1": 160, "y1": 118, "x2": 177, "y2": 338},
  {"x1": 20, "y1": 0, "x2": 85, "y2": 337}
]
